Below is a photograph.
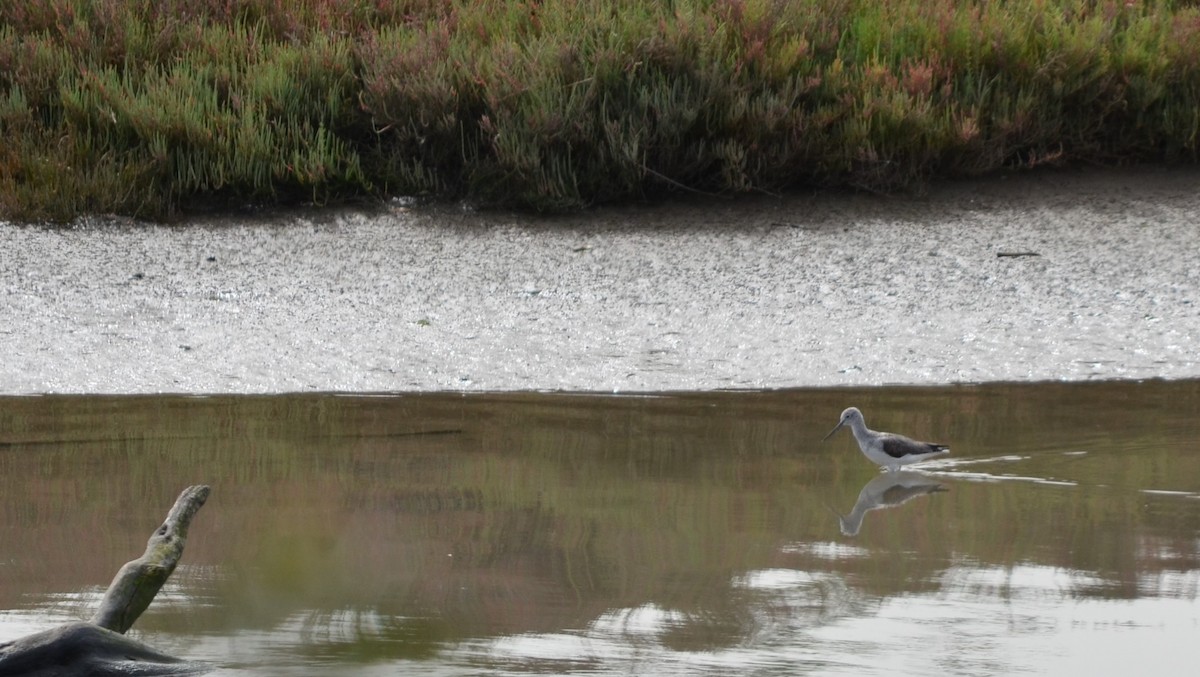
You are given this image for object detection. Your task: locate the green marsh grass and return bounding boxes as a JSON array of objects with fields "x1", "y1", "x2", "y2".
[{"x1": 2, "y1": 0, "x2": 1200, "y2": 221}]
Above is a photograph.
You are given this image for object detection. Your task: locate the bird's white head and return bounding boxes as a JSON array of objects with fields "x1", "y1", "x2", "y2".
[{"x1": 822, "y1": 407, "x2": 864, "y2": 441}]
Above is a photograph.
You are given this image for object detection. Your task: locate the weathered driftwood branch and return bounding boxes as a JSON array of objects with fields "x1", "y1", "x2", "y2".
[
  {"x1": 0, "y1": 622, "x2": 202, "y2": 677},
  {"x1": 0, "y1": 485, "x2": 212, "y2": 677},
  {"x1": 91, "y1": 484, "x2": 211, "y2": 634}
]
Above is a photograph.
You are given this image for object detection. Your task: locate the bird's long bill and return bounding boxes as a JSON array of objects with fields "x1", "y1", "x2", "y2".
[{"x1": 821, "y1": 421, "x2": 844, "y2": 442}]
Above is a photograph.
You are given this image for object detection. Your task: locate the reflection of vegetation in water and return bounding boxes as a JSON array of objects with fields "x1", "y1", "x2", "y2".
[{"x1": 1, "y1": 381, "x2": 1199, "y2": 650}]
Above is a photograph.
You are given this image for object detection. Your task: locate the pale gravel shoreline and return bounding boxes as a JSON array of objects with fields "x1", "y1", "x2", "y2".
[{"x1": 2, "y1": 167, "x2": 1198, "y2": 395}]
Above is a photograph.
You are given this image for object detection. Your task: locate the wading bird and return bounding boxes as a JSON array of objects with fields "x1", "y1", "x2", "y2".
[{"x1": 823, "y1": 407, "x2": 949, "y2": 471}]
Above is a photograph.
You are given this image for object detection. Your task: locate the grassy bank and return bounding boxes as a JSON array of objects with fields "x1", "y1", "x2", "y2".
[{"x1": 2, "y1": 0, "x2": 1199, "y2": 221}]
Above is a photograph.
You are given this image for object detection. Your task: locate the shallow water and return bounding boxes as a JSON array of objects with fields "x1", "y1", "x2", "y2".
[{"x1": 1, "y1": 382, "x2": 1198, "y2": 675}]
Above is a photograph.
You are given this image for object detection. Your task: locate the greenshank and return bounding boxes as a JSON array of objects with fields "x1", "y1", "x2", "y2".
[{"x1": 823, "y1": 407, "x2": 950, "y2": 471}]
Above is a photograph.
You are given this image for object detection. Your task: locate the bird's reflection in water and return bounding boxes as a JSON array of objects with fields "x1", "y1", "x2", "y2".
[{"x1": 837, "y1": 472, "x2": 948, "y2": 537}]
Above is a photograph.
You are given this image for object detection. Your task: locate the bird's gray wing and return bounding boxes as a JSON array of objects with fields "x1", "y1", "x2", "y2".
[{"x1": 881, "y1": 434, "x2": 946, "y2": 459}]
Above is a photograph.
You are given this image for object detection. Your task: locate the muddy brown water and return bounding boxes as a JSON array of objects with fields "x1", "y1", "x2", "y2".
[{"x1": 2, "y1": 381, "x2": 1198, "y2": 675}]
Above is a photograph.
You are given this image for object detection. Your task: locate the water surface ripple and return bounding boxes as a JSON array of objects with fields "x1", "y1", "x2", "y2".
[{"x1": 2, "y1": 380, "x2": 1198, "y2": 674}]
